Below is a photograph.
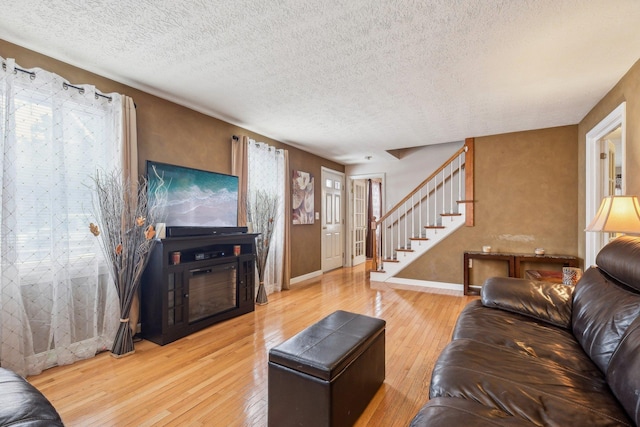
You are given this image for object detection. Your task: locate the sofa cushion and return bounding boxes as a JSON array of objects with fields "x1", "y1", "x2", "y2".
[
  {"x1": 481, "y1": 276, "x2": 573, "y2": 329},
  {"x1": 453, "y1": 301, "x2": 602, "y2": 378},
  {"x1": 409, "y1": 397, "x2": 534, "y2": 426},
  {"x1": 595, "y1": 235, "x2": 640, "y2": 292},
  {"x1": 607, "y1": 316, "x2": 640, "y2": 427},
  {"x1": 429, "y1": 338, "x2": 633, "y2": 426},
  {"x1": 571, "y1": 266, "x2": 640, "y2": 373}
]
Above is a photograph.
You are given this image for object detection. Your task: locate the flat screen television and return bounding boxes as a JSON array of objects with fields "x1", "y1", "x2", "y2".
[{"x1": 147, "y1": 161, "x2": 240, "y2": 235}]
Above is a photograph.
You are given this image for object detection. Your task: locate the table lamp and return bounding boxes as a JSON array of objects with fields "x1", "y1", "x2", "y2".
[{"x1": 585, "y1": 195, "x2": 640, "y2": 234}]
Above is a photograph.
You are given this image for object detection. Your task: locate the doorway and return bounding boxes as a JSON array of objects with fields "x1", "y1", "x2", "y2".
[
  {"x1": 321, "y1": 167, "x2": 345, "y2": 272},
  {"x1": 346, "y1": 174, "x2": 384, "y2": 268},
  {"x1": 352, "y1": 179, "x2": 367, "y2": 266},
  {"x1": 585, "y1": 102, "x2": 626, "y2": 267}
]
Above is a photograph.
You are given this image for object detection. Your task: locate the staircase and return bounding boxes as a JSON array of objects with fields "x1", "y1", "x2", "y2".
[{"x1": 370, "y1": 141, "x2": 474, "y2": 290}]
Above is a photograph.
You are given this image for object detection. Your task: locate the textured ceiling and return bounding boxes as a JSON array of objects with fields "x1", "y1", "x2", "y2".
[{"x1": 1, "y1": 1, "x2": 640, "y2": 164}]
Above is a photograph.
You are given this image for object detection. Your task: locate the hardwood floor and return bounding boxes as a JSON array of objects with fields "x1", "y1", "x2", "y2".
[{"x1": 28, "y1": 265, "x2": 476, "y2": 426}]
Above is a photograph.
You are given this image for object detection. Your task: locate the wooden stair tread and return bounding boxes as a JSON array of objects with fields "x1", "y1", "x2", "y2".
[
  {"x1": 382, "y1": 258, "x2": 400, "y2": 263},
  {"x1": 409, "y1": 237, "x2": 429, "y2": 241},
  {"x1": 424, "y1": 225, "x2": 445, "y2": 229},
  {"x1": 396, "y1": 248, "x2": 414, "y2": 252},
  {"x1": 456, "y1": 200, "x2": 475, "y2": 204},
  {"x1": 440, "y1": 213, "x2": 462, "y2": 217}
]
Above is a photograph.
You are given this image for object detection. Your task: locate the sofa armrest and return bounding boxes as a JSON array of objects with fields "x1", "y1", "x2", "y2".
[
  {"x1": 0, "y1": 367, "x2": 64, "y2": 426},
  {"x1": 481, "y1": 277, "x2": 573, "y2": 329}
]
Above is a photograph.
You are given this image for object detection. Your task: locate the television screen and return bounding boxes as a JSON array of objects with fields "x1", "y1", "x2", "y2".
[{"x1": 147, "y1": 161, "x2": 239, "y2": 228}]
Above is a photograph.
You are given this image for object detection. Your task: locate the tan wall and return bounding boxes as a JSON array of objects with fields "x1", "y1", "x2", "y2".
[
  {"x1": 577, "y1": 58, "x2": 640, "y2": 261},
  {"x1": 0, "y1": 39, "x2": 344, "y2": 279},
  {"x1": 398, "y1": 125, "x2": 579, "y2": 285}
]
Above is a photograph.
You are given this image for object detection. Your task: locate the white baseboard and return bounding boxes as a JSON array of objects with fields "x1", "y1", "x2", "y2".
[
  {"x1": 371, "y1": 277, "x2": 464, "y2": 295},
  {"x1": 290, "y1": 270, "x2": 323, "y2": 285}
]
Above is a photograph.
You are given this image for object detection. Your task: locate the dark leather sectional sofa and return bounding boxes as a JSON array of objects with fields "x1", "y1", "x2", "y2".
[
  {"x1": 0, "y1": 368, "x2": 63, "y2": 426},
  {"x1": 410, "y1": 235, "x2": 640, "y2": 426}
]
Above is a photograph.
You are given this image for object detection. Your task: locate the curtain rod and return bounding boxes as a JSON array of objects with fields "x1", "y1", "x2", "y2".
[
  {"x1": 251, "y1": 140, "x2": 282, "y2": 153},
  {"x1": 2, "y1": 61, "x2": 113, "y2": 101},
  {"x1": 232, "y1": 135, "x2": 284, "y2": 154},
  {"x1": 63, "y1": 82, "x2": 112, "y2": 102},
  {"x1": 1, "y1": 61, "x2": 35, "y2": 80}
]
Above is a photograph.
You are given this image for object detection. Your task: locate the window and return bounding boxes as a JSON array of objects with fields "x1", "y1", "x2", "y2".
[
  {"x1": 1, "y1": 58, "x2": 123, "y2": 375},
  {"x1": 12, "y1": 88, "x2": 117, "y2": 269}
]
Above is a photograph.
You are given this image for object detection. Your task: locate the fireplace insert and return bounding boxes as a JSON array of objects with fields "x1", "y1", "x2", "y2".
[{"x1": 188, "y1": 262, "x2": 237, "y2": 323}]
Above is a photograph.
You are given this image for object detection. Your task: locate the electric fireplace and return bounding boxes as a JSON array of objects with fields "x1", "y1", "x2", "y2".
[{"x1": 140, "y1": 233, "x2": 257, "y2": 345}]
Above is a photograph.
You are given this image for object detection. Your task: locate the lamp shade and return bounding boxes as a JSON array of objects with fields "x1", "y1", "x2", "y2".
[{"x1": 585, "y1": 195, "x2": 640, "y2": 234}]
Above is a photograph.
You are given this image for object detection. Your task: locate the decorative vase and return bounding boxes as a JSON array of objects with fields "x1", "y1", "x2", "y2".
[{"x1": 256, "y1": 281, "x2": 268, "y2": 305}]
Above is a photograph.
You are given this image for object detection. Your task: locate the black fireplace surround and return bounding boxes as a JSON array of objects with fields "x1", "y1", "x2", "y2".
[{"x1": 140, "y1": 233, "x2": 258, "y2": 345}]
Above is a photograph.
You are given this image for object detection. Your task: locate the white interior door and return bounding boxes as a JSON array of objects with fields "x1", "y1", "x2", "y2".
[
  {"x1": 321, "y1": 168, "x2": 345, "y2": 272},
  {"x1": 352, "y1": 179, "x2": 367, "y2": 266}
]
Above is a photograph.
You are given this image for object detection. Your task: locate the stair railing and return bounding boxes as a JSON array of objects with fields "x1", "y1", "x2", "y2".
[{"x1": 374, "y1": 140, "x2": 474, "y2": 271}]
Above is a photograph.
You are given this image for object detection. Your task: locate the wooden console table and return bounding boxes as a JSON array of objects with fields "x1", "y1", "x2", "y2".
[{"x1": 463, "y1": 251, "x2": 578, "y2": 296}]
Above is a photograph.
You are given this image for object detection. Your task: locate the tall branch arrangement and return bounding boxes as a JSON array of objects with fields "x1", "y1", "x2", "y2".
[
  {"x1": 247, "y1": 190, "x2": 279, "y2": 304},
  {"x1": 89, "y1": 169, "x2": 166, "y2": 356}
]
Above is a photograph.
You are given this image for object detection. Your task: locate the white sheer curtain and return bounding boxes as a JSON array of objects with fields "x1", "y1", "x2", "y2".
[
  {"x1": 247, "y1": 140, "x2": 286, "y2": 294},
  {"x1": 0, "y1": 57, "x2": 122, "y2": 376}
]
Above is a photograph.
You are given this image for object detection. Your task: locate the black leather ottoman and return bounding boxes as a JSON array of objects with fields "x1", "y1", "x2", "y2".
[{"x1": 268, "y1": 310, "x2": 385, "y2": 427}]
